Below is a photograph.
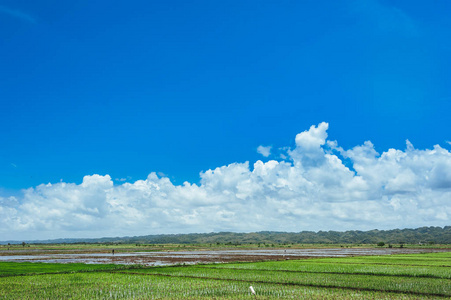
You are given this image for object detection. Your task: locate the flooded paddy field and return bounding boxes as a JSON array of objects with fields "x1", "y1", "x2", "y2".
[{"x1": 0, "y1": 247, "x2": 447, "y2": 266}]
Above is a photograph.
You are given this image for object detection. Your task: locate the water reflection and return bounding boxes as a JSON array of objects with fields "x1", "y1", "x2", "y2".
[{"x1": 0, "y1": 248, "x2": 442, "y2": 266}]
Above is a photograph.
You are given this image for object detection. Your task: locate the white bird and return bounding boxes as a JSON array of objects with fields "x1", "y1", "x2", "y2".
[{"x1": 249, "y1": 286, "x2": 256, "y2": 295}]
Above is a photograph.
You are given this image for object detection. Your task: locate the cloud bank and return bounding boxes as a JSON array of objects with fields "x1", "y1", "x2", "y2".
[{"x1": 1, "y1": 122, "x2": 450, "y2": 240}]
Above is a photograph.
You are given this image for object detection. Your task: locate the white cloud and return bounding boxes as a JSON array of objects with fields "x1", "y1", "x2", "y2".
[
  {"x1": 1, "y1": 123, "x2": 450, "y2": 240},
  {"x1": 257, "y1": 145, "x2": 272, "y2": 157},
  {"x1": 289, "y1": 122, "x2": 329, "y2": 167}
]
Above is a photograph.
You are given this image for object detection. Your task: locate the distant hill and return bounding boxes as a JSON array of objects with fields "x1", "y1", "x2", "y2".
[{"x1": 2, "y1": 226, "x2": 450, "y2": 245}]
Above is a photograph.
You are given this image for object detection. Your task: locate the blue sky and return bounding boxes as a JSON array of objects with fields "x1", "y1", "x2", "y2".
[{"x1": 0, "y1": 0, "x2": 450, "y2": 240}]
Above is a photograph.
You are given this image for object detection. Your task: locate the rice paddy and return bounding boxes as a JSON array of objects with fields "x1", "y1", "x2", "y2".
[{"x1": 0, "y1": 252, "x2": 449, "y2": 299}]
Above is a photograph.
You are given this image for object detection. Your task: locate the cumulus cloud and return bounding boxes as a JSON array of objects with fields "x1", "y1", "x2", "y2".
[
  {"x1": 257, "y1": 145, "x2": 272, "y2": 157},
  {"x1": 1, "y1": 123, "x2": 450, "y2": 240}
]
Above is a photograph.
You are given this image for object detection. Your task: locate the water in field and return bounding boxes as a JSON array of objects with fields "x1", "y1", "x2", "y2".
[{"x1": 0, "y1": 248, "x2": 445, "y2": 266}]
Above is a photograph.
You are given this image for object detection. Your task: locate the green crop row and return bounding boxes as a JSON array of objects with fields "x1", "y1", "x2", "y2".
[
  {"x1": 0, "y1": 272, "x2": 442, "y2": 299},
  {"x1": 294, "y1": 256, "x2": 451, "y2": 267},
  {"x1": 121, "y1": 265, "x2": 450, "y2": 296},
  {"x1": 198, "y1": 257, "x2": 450, "y2": 278},
  {"x1": 0, "y1": 262, "x2": 136, "y2": 277},
  {"x1": 0, "y1": 252, "x2": 449, "y2": 299}
]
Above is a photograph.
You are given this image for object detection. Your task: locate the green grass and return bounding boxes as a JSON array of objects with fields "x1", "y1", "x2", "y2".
[
  {"x1": 0, "y1": 272, "x2": 442, "y2": 299},
  {"x1": 0, "y1": 262, "x2": 133, "y2": 276},
  {"x1": 309, "y1": 255, "x2": 451, "y2": 267},
  {"x1": 121, "y1": 266, "x2": 450, "y2": 296},
  {"x1": 200, "y1": 260, "x2": 451, "y2": 279},
  {"x1": 0, "y1": 252, "x2": 450, "y2": 299}
]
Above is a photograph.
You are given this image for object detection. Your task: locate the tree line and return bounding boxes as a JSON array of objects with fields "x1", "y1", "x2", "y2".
[{"x1": 6, "y1": 226, "x2": 449, "y2": 245}]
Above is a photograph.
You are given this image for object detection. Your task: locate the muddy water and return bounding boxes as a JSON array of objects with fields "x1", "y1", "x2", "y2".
[{"x1": 0, "y1": 248, "x2": 446, "y2": 266}]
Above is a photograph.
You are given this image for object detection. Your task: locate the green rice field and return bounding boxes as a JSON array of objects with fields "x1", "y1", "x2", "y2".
[{"x1": 0, "y1": 252, "x2": 449, "y2": 299}]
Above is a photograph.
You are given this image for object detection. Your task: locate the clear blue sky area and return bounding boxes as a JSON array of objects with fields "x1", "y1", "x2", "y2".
[{"x1": 1, "y1": 0, "x2": 450, "y2": 191}]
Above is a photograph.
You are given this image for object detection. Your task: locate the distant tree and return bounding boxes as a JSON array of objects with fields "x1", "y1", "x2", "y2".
[
  {"x1": 22, "y1": 242, "x2": 26, "y2": 247},
  {"x1": 377, "y1": 242, "x2": 385, "y2": 247}
]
